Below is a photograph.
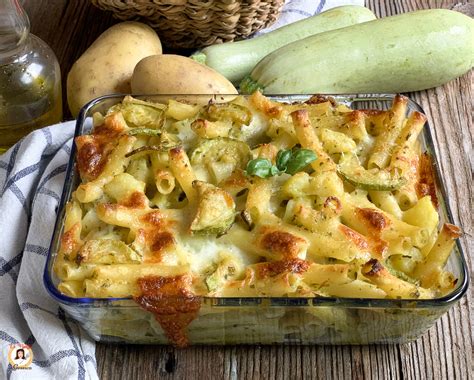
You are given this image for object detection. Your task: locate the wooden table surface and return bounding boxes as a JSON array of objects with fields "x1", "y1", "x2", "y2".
[{"x1": 22, "y1": 0, "x2": 472, "y2": 378}]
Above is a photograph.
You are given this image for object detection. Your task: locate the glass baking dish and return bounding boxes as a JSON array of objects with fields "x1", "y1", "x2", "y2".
[{"x1": 43, "y1": 94, "x2": 469, "y2": 345}]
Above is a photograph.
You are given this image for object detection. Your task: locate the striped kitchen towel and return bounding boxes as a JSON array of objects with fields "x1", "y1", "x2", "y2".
[
  {"x1": 0, "y1": 1, "x2": 364, "y2": 379},
  {"x1": 0, "y1": 122, "x2": 98, "y2": 380},
  {"x1": 254, "y1": 0, "x2": 366, "y2": 36}
]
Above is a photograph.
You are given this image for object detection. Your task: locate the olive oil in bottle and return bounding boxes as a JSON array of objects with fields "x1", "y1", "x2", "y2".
[{"x1": 0, "y1": 0, "x2": 62, "y2": 154}]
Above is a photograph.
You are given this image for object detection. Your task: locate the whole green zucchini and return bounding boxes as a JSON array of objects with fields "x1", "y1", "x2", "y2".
[
  {"x1": 240, "y1": 9, "x2": 474, "y2": 94},
  {"x1": 191, "y1": 6, "x2": 376, "y2": 84}
]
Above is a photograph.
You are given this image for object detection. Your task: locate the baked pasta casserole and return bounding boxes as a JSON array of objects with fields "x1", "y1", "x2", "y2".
[{"x1": 54, "y1": 92, "x2": 461, "y2": 346}]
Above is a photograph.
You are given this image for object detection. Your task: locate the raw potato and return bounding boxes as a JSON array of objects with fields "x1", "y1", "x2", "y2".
[
  {"x1": 67, "y1": 22, "x2": 162, "y2": 117},
  {"x1": 131, "y1": 55, "x2": 238, "y2": 104}
]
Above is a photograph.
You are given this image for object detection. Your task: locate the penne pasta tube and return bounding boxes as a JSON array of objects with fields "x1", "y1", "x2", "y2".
[
  {"x1": 367, "y1": 94, "x2": 408, "y2": 169},
  {"x1": 155, "y1": 169, "x2": 176, "y2": 195},
  {"x1": 59, "y1": 201, "x2": 83, "y2": 260},
  {"x1": 84, "y1": 280, "x2": 136, "y2": 298},
  {"x1": 321, "y1": 280, "x2": 386, "y2": 299},
  {"x1": 91, "y1": 263, "x2": 190, "y2": 284},
  {"x1": 76, "y1": 135, "x2": 136, "y2": 203},
  {"x1": 369, "y1": 190, "x2": 403, "y2": 220},
  {"x1": 55, "y1": 261, "x2": 97, "y2": 281},
  {"x1": 291, "y1": 109, "x2": 337, "y2": 173},
  {"x1": 169, "y1": 146, "x2": 197, "y2": 205},
  {"x1": 390, "y1": 112, "x2": 426, "y2": 209},
  {"x1": 362, "y1": 259, "x2": 432, "y2": 299},
  {"x1": 245, "y1": 177, "x2": 272, "y2": 222},
  {"x1": 342, "y1": 193, "x2": 429, "y2": 249},
  {"x1": 302, "y1": 263, "x2": 351, "y2": 286},
  {"x1": 413, "y1": 223, "x2": 461, "y2": 288},
  {"x1": 58, "y1": 281, "x2": 85, "y2": 297}
]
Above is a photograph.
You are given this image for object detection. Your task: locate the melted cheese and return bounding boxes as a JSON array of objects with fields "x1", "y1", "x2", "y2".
[
  {"x1": 178, "y1": 235, "x2": 253, "y2": 274},
  {"x1": 56, "y1": 94, "x2": 458, "y2": 308}
]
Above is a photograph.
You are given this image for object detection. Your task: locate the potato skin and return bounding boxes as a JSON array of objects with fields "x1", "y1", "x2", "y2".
[
  {"x1": 131, "y1": 55, "x2": 238, "y2": 103},
  {"x1": 67, "y1": 22, "x2": 162, "y2": 117}
]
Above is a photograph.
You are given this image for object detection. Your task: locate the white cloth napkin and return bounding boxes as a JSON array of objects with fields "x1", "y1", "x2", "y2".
[
  {"x1": 0, "y1": 1, "x2": 363, "y2": 379},
  {"x1": 0, "y1": 122, "x2": 98, "y2": 380},
  {"x1": 254, "y1": 0, "x2": 366, "y2": 36}
]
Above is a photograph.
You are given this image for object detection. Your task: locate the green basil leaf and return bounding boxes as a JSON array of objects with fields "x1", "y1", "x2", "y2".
[
  {"x1": 270, "y1": 165, "x2": 281, "y2": 176},
  {"x1": 276, "y1": 149, "x2": 292, "y2": 171},
  {"x1": 246, "y1": 158, "x2": 273, "y2": 178},
  {"x1": 285, "y1": 149, "x2": 317, "y2": 175}
]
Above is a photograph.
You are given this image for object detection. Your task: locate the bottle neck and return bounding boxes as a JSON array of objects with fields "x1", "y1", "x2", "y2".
[{"x1": 0, "y1": 0, "x2": 30, "y2": 60}]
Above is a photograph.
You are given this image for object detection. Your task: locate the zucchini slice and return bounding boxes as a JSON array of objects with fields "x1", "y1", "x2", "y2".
[
  {"x1": 77, "y1": 240, "x2": 142, "y2": 264},
  {"x1": 205, "y1": 258, "x2": 239, "y2": 292},
  {"x1": 190, "y1": 137, "x2": 251, "y2": 168},
  {"x1": 338, "y1": 155, "x2": 406, "y2": 191},
  {"x1": 190, "y1": 181, "x2": 236, "y2": 236},
  {"x1": 110, "y1": 96, "x2": 165, "y2": 129},
  {"x1": 205, "y1": 103, "x2": 252, "y2": 125}
]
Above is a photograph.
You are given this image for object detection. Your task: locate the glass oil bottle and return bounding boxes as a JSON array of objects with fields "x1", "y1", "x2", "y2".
[{"x1": 0, "y1": 0, "x2": 62, "y2": 153}]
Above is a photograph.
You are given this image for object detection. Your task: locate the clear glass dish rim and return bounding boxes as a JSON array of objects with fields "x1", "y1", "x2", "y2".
[{"x1": 43, "y1": 93, "x2": 470, "y2": 308}]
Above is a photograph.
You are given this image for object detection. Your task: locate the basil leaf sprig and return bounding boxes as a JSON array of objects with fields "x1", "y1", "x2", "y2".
[
  {"x1": 285, "y1": 148, "x2": 317, "y2": 175},
  {"x1": 276, "y1": 149, "x2": 292, "y2": 172},
  {"x1": 245, "y1": 158, "x2": 279, "y2": 178},
  {"x1": 246, "y1": 148, "x2": 317, "y2": 178}
]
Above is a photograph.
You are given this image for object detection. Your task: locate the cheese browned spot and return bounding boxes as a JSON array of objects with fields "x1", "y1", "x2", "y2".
[
  {"x1": 339, "y1": 225, "x2": 369, "y2": 251},
  {"x1": 257, "y1": 228, "x2": 308, "y2": 259},
  {"x1": 75, "y1": 136, "x2": 109, "y2": 181},
  {"x1": 416, "y1": 152, "x2": 438, "y2": 208},
  {"x1": 223, "y1": 191, "x2": 234, "y2": 208},
  {"x1": 141, "y1": 210, "x2": 166, "y2": 227},
  {"x1": 257, "y1": 258, "x2": 310, "y2": 279},
  {"x1": 219, "y1": 169, "x2": 249, "y2": 189},
  {"x1": 95, "y1": 111, "x2": 128, "y2": 137},
  {"x1": 134, "y1": 274, "x2": 201, "y2": 348},
  {"x1": 369, "y1": 240, "x2": 389, "y2": 259},
  {"x1": 137, "y1": 211, "x2": 178, "y2": 262},
  {"x1": 149, "y1": 231, "x2": 175, "y2": 257},
  {"x1": 120, "y1": 191, "x2": 148, "y2": 208},
  {"x1": 355, "y1": 208, "x2": 390, "y2": 233},
  {"x1": 75, "y1": 116, "x2": 126, "y2": 181},
  {"x1": 169, "y1": 146, "x2": 183, "y2": 157},
  {"x1": 251, "y1": 91, "x2": 283, "y2": 118},
  {"x1": 346, "y1": 110, "x2": 364, "y2": 123},
  {"x1": 290, "y1": 109, "x2": 309, "y2": 126},
  {"x1": 411, "y1": 111, "x2": 427, "y2": 125},
  {"x1": 323, "y1": 196, "x2": 342, "y2": 214},
  {"x1": 442, "y1": 223, "x2": 462, "y2": 239},
  {"x1": 354, "y1": 208, "x2": 390, "y2": 258},
  {"x1": 305, "y1": 95, "x2": 337, "y2": 107},
  {"x1": 358, "y1": 109, "x2": 386, "y2": 135},
  {"x1": 361, "y1": 258, "x2": 385, "y2": 277},
  {"x1": 60, "y1": 223, "x2": 81, "y2": 258},
  {"x1": 266, "y1": 107, "x2": 282, "y2": 117}
]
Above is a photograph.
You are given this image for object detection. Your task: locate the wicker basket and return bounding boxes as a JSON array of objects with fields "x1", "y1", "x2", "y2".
[{"x1": 90, "y1": 0, "x2": 285, "y2": 49}]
